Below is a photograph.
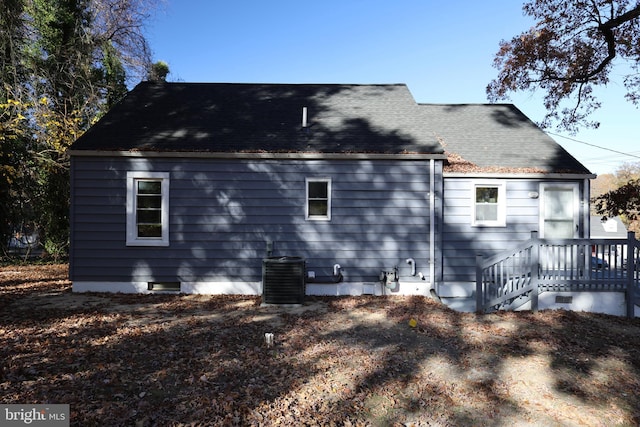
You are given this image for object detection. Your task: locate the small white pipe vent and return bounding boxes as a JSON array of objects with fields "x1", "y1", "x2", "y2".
[{"x1": 302, "y1": 107, "x2": 308, "y2": 128}]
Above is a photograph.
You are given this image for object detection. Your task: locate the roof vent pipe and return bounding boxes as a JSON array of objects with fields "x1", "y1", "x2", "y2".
[{"x1": 302, "y1": 107, "x2": 308, "y2": 128}]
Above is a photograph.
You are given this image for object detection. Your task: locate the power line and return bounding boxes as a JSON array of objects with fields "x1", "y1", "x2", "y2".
[{"x1": 548, "y1": 132, "x2": 640, "y2": 161}]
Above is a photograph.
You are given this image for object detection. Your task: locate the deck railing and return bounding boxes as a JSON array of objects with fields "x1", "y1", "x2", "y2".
[{"x1": 476, "y1": 231, "x2": 640, "y2": 318}]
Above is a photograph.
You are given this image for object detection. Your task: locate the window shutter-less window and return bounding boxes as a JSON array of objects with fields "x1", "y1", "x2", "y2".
[
  {"x1": 306, "y1": 178, "x2": 331, "y2": 220},
  {"x1": 126, "y1": 172, "x2": 170, "y2": 246},
  {"x1": 471, "y1": 181, "x2": 506, "y2": 227}
]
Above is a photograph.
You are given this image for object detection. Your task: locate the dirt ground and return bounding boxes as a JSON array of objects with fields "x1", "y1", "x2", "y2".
[{"x1": 1, "y1": 264, "x2": 640, "y2": 426}]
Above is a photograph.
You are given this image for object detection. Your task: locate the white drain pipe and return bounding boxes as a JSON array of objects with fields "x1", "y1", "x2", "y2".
[{"x1": 429, "y1": 159, "x2": 436, "y2": 292}]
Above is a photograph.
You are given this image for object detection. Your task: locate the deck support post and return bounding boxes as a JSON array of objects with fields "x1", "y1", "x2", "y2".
[{"x1": 625, "y1": 232, "x2": 636, "y2": 319}]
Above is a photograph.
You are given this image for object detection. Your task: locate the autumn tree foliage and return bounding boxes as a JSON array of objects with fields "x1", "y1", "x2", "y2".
[
  {"x1": 0, "y1": 0, "x2": 160, "y2": 258},
  {"x1": 487, "y1": 0, "x2": 640, "y2": 132},
  {"x1": 593, "y1": 162, "x2": 640, "y2": 237},
  {"x1": 594, "y1": 178, "x2": 640, "y2": 217}
]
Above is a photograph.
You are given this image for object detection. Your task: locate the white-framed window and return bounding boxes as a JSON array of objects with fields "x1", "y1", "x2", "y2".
[
  {"x1": 471, "y1": 181, "x2": 506, "y2": 227},
  {"x1": 306, "y1": 178, "x2": 331, "y2": 220},
  {"x1": 126, "y1": 172, "x2": 170, "y2": 246}
]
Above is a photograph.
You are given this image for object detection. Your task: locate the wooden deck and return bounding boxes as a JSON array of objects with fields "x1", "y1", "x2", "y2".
[{"x1": 476, "y1": 232, "x2": 640, "y2": 318}]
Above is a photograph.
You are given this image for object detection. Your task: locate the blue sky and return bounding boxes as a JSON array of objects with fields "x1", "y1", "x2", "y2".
[{"x1": 146, "y1": 0, "x2": 640, "y2": 175}]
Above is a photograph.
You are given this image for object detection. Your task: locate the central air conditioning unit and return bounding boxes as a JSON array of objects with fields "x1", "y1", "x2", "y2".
[{"x1": 262, "y1": 256, "x2": 306, "y2": 304}]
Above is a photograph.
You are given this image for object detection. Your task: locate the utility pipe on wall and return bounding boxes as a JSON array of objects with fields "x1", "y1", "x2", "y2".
[
  {"x1": 333, "y1": 264, "x2": 341, "y2": 277},
  {"x1": 305, "y1": 263, "x2": 343, "y2": 284},
  {"x1": 583, "y1": 177, "x2": 590, "y2": 238},
  {"x1": 406, "y1": 258, "x2": 416, "y2": 276},
  {"x1": 429, "y1": 159, "x2": 436, "y2": 292}
]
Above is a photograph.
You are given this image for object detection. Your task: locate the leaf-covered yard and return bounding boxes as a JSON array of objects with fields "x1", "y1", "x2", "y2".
[{"x1": 1, "y1": 265, "x2": 639, "y2": 426}]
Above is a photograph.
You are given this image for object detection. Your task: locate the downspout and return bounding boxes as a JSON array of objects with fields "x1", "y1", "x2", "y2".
[
  {"x1": 429, "y1": 159, "x2": 436, "y2": 292},
  {"x1": 583, "y1": 177, "x2": 590, "y2": 238}
]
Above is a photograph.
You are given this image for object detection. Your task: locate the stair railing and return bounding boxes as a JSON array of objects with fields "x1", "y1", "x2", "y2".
[{"x1": 477, "y1": 231, "x2": 640, "y2": 318}]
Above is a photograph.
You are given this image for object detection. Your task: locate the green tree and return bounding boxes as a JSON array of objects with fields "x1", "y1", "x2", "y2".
[
  {"x1": 101, "y1": 41, "x2": 128, "y2": 108},
  {"x1": 487, "y1": 0, "x2": 640, "y2": 132},
  {"x1": 0, "y1": 0, "x2": 159, "y2": 259},
  {"x1": 0, "y1": 0, "x2": 32, "y2": 253},
  {"x1": 0, "y1": 0, "x2": 26, "y2": 92},
  {"x1": 148, "y1": 60, "x2": 170, "y2": 82},
  {"x1": 0, "y1": 99, "x2": 34, "y2": 257},
  {"x1": 22, "y1": 0, "x2": 101, "y2": 258}
]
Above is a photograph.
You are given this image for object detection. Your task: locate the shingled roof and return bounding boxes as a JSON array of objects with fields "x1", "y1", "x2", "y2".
[
  {"x1": 71, "y1": 82, "x2": 444, "y2": 155},
  {"x1": 418, "y1": 103, "x2": 592, "y2": 174},
  {"x1": 71, "y1": 82, "x2": 591, "y2": 175}
]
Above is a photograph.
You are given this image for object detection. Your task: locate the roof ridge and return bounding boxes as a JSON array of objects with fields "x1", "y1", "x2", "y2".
[
  {"x1": 139, "y1": 81, "x2": 408, "y2": 87},
  {"x1": 418, "y1": 102, "x2": 516, "y2": 107}
]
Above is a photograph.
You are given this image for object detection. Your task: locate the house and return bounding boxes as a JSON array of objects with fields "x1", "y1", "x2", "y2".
[
  {"x1": 590, "y1": 216, "x2": 628, "y2": 240},
  {"x1": 590, "y1": 216, "x2": 629, "y2": 269},
  {"x1": 68, "y1": 82, "x2": 594, "y2": 310}
]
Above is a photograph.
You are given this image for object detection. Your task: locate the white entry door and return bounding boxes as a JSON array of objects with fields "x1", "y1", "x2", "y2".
[{"x1": 540, "y1": 183, "x2": 579, "y2": 238}]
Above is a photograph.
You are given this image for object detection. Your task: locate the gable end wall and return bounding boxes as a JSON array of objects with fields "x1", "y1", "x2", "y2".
[
  {"x1": 70, "y1": 156, "x2": 441, "y2": 294},
  {"x1": 440, "y1": 176, "x2": 588, "y2": 293}
]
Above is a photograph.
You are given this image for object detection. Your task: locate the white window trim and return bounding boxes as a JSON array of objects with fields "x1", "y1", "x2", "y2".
[
  {"x1": 305, "y1": 177, "x2": 332, "y2": 221},
  {"x1": 471, "y1": 180, "x2": 506, "y2": 227},
  {"x1": 126, "y1": 171, "x2": 170, "y2": 246}
]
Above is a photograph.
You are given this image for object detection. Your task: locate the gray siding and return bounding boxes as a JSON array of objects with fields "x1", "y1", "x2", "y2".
[
  {"x1": 70, "y1": 157, "x2": 439, "y2": 286},
  {"x1": 441, "y1": 177, "x2": 587, "y2": 285}
]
